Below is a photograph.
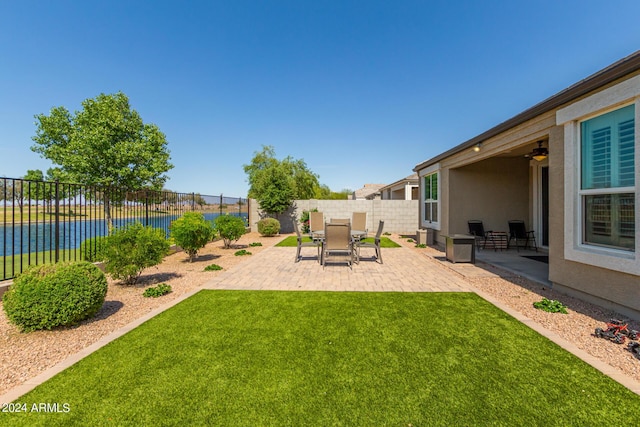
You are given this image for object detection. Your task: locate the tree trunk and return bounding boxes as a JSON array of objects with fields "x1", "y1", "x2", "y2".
[{"x1": 104, "y1": 193, "x2": 113, "y2": 231}]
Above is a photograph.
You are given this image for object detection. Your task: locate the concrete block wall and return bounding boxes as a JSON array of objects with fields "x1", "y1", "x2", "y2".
[{"x1": 250, "y1": 199, "x2": 419, "y2": 234}]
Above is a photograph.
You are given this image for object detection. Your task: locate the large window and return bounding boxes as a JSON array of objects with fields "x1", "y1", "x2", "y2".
[
  {"x1": 558, "y1": 75, "x2": 639, "y2": 275},
  {"x1": 423, "y1": 173, "x2": 438, "y2": 224},
  {"x1": 580, "y1": 105, "x2": 635, "y2": 251}
]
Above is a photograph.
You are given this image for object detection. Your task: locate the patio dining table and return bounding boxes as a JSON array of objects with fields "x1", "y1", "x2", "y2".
[{"x1": 311, "y1": 229, "x2": 367, "y2": 241}]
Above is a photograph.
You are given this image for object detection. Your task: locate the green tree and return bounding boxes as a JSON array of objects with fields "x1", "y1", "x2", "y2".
[
  {"x1": 194, "y1": 193, "x2": 207, "y2": 210},
  {"x1": 23, "y1": 169, "x2": 46, "y2": 211},
  {"x1": 313, "y1": 184, "x2": 351, "y2": 200},
  {"x1": 243, "y1": 145, "x2": 319, "y2": 215},
  {"x1": 31, "y1": 92, "x2": 173, "y2": 229}
]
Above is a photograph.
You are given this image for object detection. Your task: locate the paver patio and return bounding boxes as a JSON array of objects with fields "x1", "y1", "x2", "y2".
[{"x1": 202, "y1": 244, "x2": 472, "y2": 292}]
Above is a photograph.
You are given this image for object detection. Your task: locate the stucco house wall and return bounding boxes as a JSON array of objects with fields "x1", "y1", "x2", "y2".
[
  {"x1": 414, "y1": 52, "x2": 640, "y2": 319},
  {"x1": 447, "y1": 157, "x2": 530, "y2": 237}
]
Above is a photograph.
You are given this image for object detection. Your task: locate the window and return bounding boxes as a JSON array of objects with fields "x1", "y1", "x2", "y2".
[
  {"x1": 580, "y1": 105, "x2": 635, "y2": 251},
  {"x1": 558, "y1": 74, "x2": 639, "y2": 275},
  {"x1": 423, "y1": 173, "x2": 438, "y2": 224}
]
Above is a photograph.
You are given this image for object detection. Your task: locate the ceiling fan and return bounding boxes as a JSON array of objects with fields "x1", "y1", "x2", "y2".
[{"x1": 525, "y1": 141, "x2": 548, "y2": 161}]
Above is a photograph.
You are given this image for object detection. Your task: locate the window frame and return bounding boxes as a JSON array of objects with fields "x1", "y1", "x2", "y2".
[
  {"x1": 557, "y1": 75, "x2": 640, "y2": 275},
  {"x1": 579, "y1": 105, "x2": 635, "y2": 251},
  {"x1": 419, "y1": 164, "x2": 440, "y2": 230}
]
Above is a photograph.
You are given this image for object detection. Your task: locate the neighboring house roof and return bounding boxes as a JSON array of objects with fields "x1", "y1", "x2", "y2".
[
  {"x1": 378, "y1": 173, "x2": 419, "y2": 192},
  {"x1": 352, "y1": 183, "x2": 386, "y2": 199},
  {"x1": 413, "y1": 50, "x2": 640, "y2": 172}
]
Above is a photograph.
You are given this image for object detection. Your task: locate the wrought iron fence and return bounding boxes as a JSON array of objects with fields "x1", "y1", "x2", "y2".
[{"x1": 0, "y1": 177, "x2": 248, "y2": 281}]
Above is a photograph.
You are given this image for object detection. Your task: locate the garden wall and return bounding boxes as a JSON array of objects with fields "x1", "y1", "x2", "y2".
[{"x1": 249, "y1": 199, "x2": 419, "y2": 234}]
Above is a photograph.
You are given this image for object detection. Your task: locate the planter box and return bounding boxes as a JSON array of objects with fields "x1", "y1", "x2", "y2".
[{"x1": 417, "y1": 228, "x2": 434, "y2": 246}]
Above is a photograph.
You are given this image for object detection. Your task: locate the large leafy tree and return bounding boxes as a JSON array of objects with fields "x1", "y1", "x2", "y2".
[
  {"x1": 243, "y1": 145, "x2": 320, "y2": 215},
  {"x1": 31, "y1": 92, "x2": 173, "y2": 228}
]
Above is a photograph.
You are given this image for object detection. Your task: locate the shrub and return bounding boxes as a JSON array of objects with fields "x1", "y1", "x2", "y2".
[
  {"x1": 300, "y1": 209, "x2": 317, "y2": 233},
  {"x1": 533, "y1": 298, "x2": 568, "y2": 314},
  {"x1": 170, "y1": 212, "x2": 215, "y2": 262},
  {"x1": 2, "y1": 261, "x2": 107, "y2": 332},
  {"x1": 249, "y1": 242, "x2": 263, "y2": 247},
  {"x1": 234, "y1": 249, "x2": 251, "y2": 256},
  {"x1": 80, "y1": 236, "x2": 107, "y2": 262},
  {"x1": 143, "y1": 283, "x2": 172, "y2": 298},
  {"x1": 214, "y1": 215, "x2": 246, "y2": 249},
  {"x1": 257, "y1": 218, "x2": 280, "y2": 236},
  {"x1": 101, "y1": 222, "x2": 170, "y2": 285},
  {"x1": 204, "y1": 264, "x2": 223, "y2": 271}
]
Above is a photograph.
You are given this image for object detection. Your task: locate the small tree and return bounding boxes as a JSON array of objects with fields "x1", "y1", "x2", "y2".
[
  {"x1": 31, "y1": 92, "x2": 173, "y2": 229},
  {"x1": 101, "y1": 222, "x2": 170, "y2": 285},
  {"x1": 214, "y1": 215, "x2": 246, "y2": 249},
  {"x1": 243, "y1": 145, "x2": 319, "y2": 216},
  {"x1": 170, "y1": 212, "x2": 215, "y2": 262}
]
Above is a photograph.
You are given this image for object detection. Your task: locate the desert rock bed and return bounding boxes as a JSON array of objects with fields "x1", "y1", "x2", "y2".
[{"x1": 1, "y1": 232, "x2": 639, "y2": 397}]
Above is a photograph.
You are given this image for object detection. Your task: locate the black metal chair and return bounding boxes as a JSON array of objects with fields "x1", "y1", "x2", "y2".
[
  {"x1": 507, "y1": 220, "x2": 537, "y2": 252},
  {"x1": 293, "y1": 220, "x2": 321, "y2": 263},
  {"x1": 467, "y1": 220, "x2": 489, "y2": 249},
  {"x1": 357, "y1": 220, "x2": 384, "y2": 264}
]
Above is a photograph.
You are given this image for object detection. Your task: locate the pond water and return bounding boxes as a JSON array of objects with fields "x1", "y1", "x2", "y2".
[{"x1": 0, "y1": 212, "x2": 247, "y2": 257}]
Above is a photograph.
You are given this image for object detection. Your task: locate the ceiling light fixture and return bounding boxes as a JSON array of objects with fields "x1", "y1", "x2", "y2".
[
  {"x1": 528, "y1": 141, "x2": 548, "y2": 161},
  {"x1": 473, "y1": 143, "x2": 482, "y2": 152}
]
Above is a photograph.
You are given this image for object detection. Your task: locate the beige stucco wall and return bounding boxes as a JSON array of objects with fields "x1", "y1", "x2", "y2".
[
  {"x1": 449, "y1": 157, "x2": 530, "y2": 235},
  {"x1": 250, "y1": 199, "x2": 419, "y2": 235},
  {"x1": 547, "y1": 121, "x2": 640, "y2": 319}
]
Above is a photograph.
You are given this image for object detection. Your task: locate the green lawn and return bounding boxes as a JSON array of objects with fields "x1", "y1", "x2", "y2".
[
  {"x1": 276, "y1": 235, "x2": 401, "y2": 248},
  {"x1": 3, "y1": 291, "x2": 640, "y2": 426}
]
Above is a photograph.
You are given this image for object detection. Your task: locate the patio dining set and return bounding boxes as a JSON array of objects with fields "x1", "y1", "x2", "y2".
[{"x1": 294, "y1": 211, "x2": 384, "y2": 268}]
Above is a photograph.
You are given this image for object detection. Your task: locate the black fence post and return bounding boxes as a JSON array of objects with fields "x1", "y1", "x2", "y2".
[
  {"x1": 145, "y1": 191, "x2": 149, "y2": 227},
  {"x1": 54, "y1": 181, "x2": 60, "y2": 263}
]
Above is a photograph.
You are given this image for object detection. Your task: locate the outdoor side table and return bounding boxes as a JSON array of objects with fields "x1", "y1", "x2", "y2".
[
  {"x1": 486, "y1": 231, "x2": 508, "y2": 251},
  {"x1": 444, "y1": 234, "x2": 476, "y2": 264}
]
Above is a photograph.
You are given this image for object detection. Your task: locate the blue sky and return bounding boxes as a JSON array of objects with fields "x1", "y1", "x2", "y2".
[{"x1": 1, "y1": 1, "x2": 639, "y2": 197}]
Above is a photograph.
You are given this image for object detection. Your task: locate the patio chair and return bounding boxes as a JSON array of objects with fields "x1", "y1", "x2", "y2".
[
  {"x1": 351, "y1": 212, "x2": 367, "y2": 238},
  {"x1": 309, "y1": 211, "x2": 324, "y2": 241},
  {"x1": 467, "y1": 220, "x2": 489, "y2": 250},
  {"x1": 322, "y1": 222, "x2": 354, "y2": 269},
  {"x1": 330, "y1": 218, "x2": 350, "y2": 224},
  {"x1": 293, "y1": 220, "x2": 320, "y2": 263},
  {"x1": 357, "y1": 220, "x2": 384, "y2": 264},
  {"x1": 507, "y1": 220, "x2": 537, "y2": 252}
]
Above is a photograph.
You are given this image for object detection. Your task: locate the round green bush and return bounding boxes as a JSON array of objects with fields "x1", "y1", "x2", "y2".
[
  {"x1": 214, "y1": 215, "x2": 247, "y2": 248},
  {"x1": 101, "y1": 222, "x2": 170, "y2": 285},
  {"x1": 80, "y1": 236, "x2": 107, "y2": 262},
  {"x1": 2, "y1": 261, "x2": 108, "y2": 332},
  {"x1": 170, "y1": 212, "x2": 215, "y2": 262},
  {"x1": 257, "y1": 217, "x2": 280, "y2": 236}
]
